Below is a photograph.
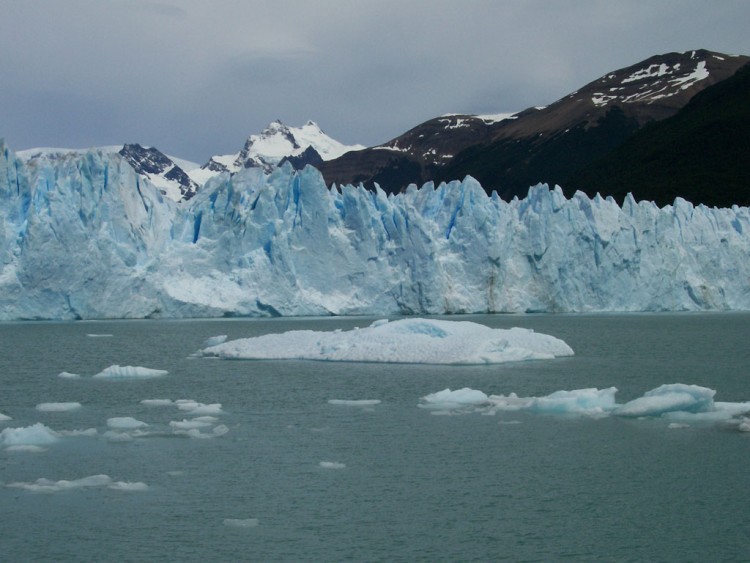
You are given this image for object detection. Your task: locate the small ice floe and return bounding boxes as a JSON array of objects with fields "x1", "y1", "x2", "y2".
[
  {"x1": 106, "y1": 417, "x2": 148, "y2": 430},
  {"x1": 103, "y1": 431, "x2": 134, "y2": 443},
  {"x1": 93, "y1": 365, "x2": 168, "y2": 379},
  {"x1": 173, "y1": 424, "x2": 229, "y2": 440},
  {"x1": 419, "y1": 388, "x2": 490, "y2": 413},
  {"x1": 319, "y1": 461, "x2": 346, "y2": 469},
  {"x1": 223, "y1": 518, "x2": 259, "y2": 528},
  {"x1": 86, "y1": 334, "x2": 113, "y2": 338},
  {"x1": 668, "y1": 423, "x2": 690, "y2": 429},
  {"x1": 176, "y1": 401, "x2": 224, "y2": 416},
  {"x1": 140, "y1": 399, "x2": 174, "y2": 407},
  {"x1": 36, "y1": 402, "x2": 82, "y2": 412},
  {"x1": 6, "y1": 474, "x2": 147, "y2": 493},
  {"x1": 328, "y1": 399, "x2": 382, "y2": 406},
  {"x1": 169, "y1": 419, "x2": 214, "y2": 430},
  {"x1": 6, "y1": 444, "x2": 47, "y2": 453},
  {"x1": 0, "y1": 412, "x2": 12, "y2": 422},
  {"x1": 1, "y1": 423, "x2": 60, "y2": 448},
  {"x1": 58, "y1": 371, "x2": 81, "y2": 379}
]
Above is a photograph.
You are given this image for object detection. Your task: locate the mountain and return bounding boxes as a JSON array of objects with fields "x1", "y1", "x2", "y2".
[
  {"x1": 567, "y1": 61, "x2": 750, "y2": 207},
  {"x1": 2, "y1": 142, "x2": 749, "y2": 320},
  {"x1": 16, "y1": 144, "x2": 201, "y2": 203},
  {"x1": 317, "y1": 50, "x2": 750, "y2": 203},
  {"x1": 199, "y1": 120, "x2": 365, "y2": 179},
  {"x1": 118, "y1": 144, "x2": 200, "y2": 201}
]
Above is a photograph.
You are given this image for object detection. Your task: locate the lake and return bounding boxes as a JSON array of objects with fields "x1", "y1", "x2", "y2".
[{"x1": 1, "y1": 313, "x2": 749, "y2": 562}]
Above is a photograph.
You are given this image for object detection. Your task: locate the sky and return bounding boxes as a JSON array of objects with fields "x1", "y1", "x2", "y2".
[{"x1": 2, "y1": 0, "x2": 750, "y2": 164}]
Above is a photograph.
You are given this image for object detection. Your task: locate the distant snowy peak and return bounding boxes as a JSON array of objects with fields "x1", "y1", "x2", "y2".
[
  {"x1": 118, "y1": 144, "x2": 199, "y2": 202},
  {"x1": 201, "y1": 120, "x2": 365, "y2": 176}
]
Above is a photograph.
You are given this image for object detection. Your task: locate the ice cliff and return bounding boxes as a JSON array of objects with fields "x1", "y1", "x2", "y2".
[{"x1": 1, "y1": 141, "x2": 749, "y2": 320}]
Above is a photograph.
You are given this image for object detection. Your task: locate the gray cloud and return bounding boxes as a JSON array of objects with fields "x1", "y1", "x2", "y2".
[{"x1": 2, "y1": 0, "x2": 749, "y2": 163}]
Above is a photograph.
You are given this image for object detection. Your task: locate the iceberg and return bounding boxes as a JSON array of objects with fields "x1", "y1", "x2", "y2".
[
  {"x1": 1, "y1": 142, "x2": 750, "y2": 320},
  {"x1": 1, "y1": 423, "x2": 60, "y2": 447},
  {"x1": 36, "y1": 402, "x2": 82, "y2": 412},
  {"x1": 421, "y1": 383, "x2": 750, "y2": 427},
  {"x1": 93, "y1": 365, "x2": 168, "y2": 379},
  {"x1": 202, "y1": 318, "x2": 573, "y2": 364},
  {"x1": 6, "y1": 474, "x2": 148, "y2": 493}
]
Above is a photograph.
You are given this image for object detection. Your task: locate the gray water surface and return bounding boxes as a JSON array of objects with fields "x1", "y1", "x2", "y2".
[{"x1": 1, "y1": 314, "x2": 749, "y2": 562}]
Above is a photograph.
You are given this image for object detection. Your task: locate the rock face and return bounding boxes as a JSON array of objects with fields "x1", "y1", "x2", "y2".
[
  {"x1": 317, "y1": 50, "x2": 750, "y2": 203},
  {"x1": 2, "y1": 142, "x2": 749, "y2": 320}
]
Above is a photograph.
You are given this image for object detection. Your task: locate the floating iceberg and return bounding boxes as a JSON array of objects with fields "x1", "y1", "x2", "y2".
[
  {"x1": 1, "y1": 423, "x2": 60, "y2": 447},
  {"x1": 328, "y1": 399, "x2": 382, "y2": 406},
  {"x1": 223, "y1": 518, "x2": 259, "y2": 528},
  {"x1": 420, "y1": 384, "x2": 750, "y2": 427},
  {"x1": 94, "y1": 365, "x2": 168, "y2": 379},
  {"x1": 36, "y1": 402, "x2": 82, "y2": 412},
  {"x1": 107, "y1": 417, "x2": 148, "y2": 430},
  {"x1": 6, "y1": 474, "x2": 147, "y2": 493},
  {"x1": 202, "y1": 318, "x2": 573, "y2": 364},
  {"x1": 0, "y1": 412, "x2": 11, "y2": 422},
  {"x1": 58, "y1": 371, "x2": 81, "y2": 379},
  {"x1": 319, "y1": 461, "x2": 346, "y2": 469}
]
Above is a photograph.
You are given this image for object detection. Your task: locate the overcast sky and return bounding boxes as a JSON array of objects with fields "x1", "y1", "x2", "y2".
[{"x1": 2, "y1": 0, "x2": 749, "y2": 163}]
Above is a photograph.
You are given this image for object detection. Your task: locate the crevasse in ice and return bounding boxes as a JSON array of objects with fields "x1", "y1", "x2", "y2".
[{"x1": 2, "y1": 142, "x2": 749, "y2": 320}]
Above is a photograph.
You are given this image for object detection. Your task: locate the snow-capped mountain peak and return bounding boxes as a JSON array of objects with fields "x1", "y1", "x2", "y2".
[{"x1": 200, "y1": 120, "x2": 365, "y2": 177}]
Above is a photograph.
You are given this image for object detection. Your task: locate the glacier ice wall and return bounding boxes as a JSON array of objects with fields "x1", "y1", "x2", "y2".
[{"x1": 1, "y1": 140, "x2": 749, "y2": 320}]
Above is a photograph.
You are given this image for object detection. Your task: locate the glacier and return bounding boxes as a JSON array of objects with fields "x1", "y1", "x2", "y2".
[{"x1": 1, "y1": 139, "x2": 749, "y2": 320}]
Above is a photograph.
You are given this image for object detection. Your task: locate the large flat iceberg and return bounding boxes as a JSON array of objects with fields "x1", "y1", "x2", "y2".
[{"x1": 201, "y1": 318, "x2": 574, "y2": 364}]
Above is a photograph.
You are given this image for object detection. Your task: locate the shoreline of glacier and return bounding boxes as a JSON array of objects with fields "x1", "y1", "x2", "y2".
[{"x1": 2, "y1": 142, "x2": 749, "y2": 320}]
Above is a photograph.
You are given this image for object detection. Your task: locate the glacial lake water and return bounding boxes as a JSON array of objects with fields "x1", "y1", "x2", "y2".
[{"x1": 1, "y1": 313, "x2": 749, "y2": 562}]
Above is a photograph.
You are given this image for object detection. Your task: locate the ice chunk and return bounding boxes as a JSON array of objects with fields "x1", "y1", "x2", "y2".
[
  {"x1": 526, "y1": 387, "x2": 617, "y2": 416},
  {"x1": 203, "y1": 318, "x2": 573, "y2": 365},
  {"x1": 169, "y1": 419, "x2": 213, "y2": 430},
  {"x1": 106, "y1": 417, "x2": 148, "y2": 430},
  {"x1": 58, "y1": 371, "x2": 80, "y2": 379},
  {"x1": 93, "y1": 365, "x2": 168, "y2": 379},
  {"x1": 1, "y1": 423, "x2": 59, "y2": 446},
  {"x1": 328, "y1": 399, "x2": 382, "y2": 406},
  {"x1": 58, "y1": 428, "x2": 98, "y2": 437},
  {"x1": 202, "y1": 335, "x2": 228, "y2": 348},
  {"x1": 0, "y1": 412, "x2": 11, "y2": 422},
  {"x1": 319, "y1": 461, "x2": 346, "y2": 469},
  {"x1": 36, "y1": 402, "x2": 82, "y2": 412},
  {"x1": 6, "y1": 474, "x2": 146, "y2": 493},
  {"x1": 614, "y1": 384, "x2": 715, "y2": 417},
  {"x1": 108, "y1": 481, "x2": 149, "y2": 492},
  {"x1": 141, "y1": 399, "x2": 174, "y2": 406},
  {"x1": 7, "y1": 474, "x2": 112, "y2": 492},
  {"x1": 86, "y1": 334, "x2": 113, "y2": 338},
  {"x1": 104, "y1": 431, "x2": 134, "y2": 443},
  {"x1": 223, "y1": 518, "x2": 259, "y2": 528},
  {"x1": 177, "y1": 402, "x2": 224, "y2": 415},
  {"x1": 419, "y1": 388, "x2": 490, "y2": 411}
]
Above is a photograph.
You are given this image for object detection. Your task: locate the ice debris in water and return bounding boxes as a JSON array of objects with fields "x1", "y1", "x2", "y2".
[
  {"x1": 1, "y1": 423, "x2": 60, "y2": 447},
  {"x1": 36, "y1": 402, "x2": 82, "y2": 412},
  {"x1": 328, "y1": 399, "x2": 382, "y2": 406},
  {"x1": 319, "y1": 461, "x2": 346, "y2": 469},
  {"x1": 420, "y1": 384, "x2": 750, "y2": 428},
  {"x1": 0, "y1": 412, "x2": 12, "y2": 422},
  {"x1": 93, "y1": 365, "x2": 168, "y2": 378},
  {"x1": 202, "y1": 318, "x2": 573, "y2": 364},
  {"x1": 107, "y1": 417, "x2": 148, "y2": 430},
  {"x1": 223, "y1": 518, "x2": 259, "y2": 528},
  {"x1": 141, "y1": 399, "x2": 174, "y2": 406},
  {"x1": 58, "y1": 371, "x2": 80, "y2": 379},
  {"x1": 6, "y1": 474, "x2": 147, "y2": 493}
]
